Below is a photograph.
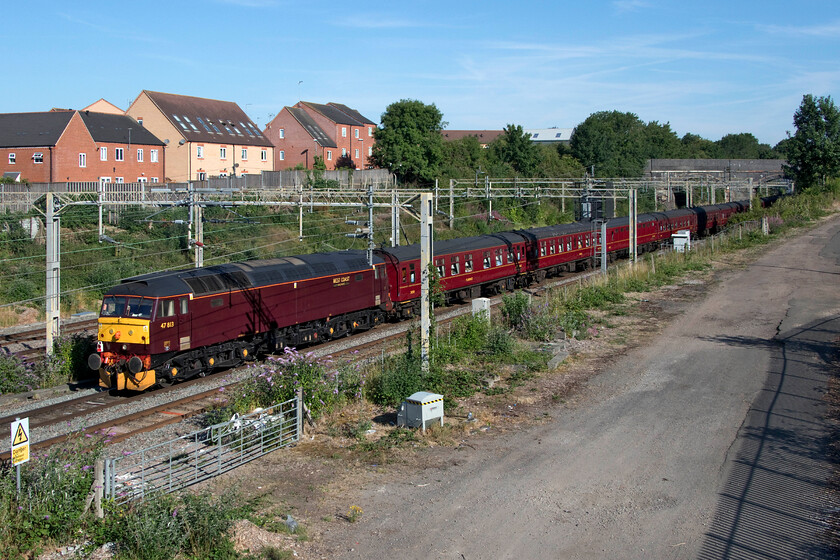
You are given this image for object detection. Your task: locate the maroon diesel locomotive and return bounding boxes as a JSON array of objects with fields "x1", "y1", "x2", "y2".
[{"x1": 89, "y1": 200, "x2": 749, "y2": 391}]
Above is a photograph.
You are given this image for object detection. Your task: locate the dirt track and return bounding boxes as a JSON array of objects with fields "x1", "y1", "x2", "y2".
[{"x1": 220, "y1": 216, "x2": 840, "y2": 559}]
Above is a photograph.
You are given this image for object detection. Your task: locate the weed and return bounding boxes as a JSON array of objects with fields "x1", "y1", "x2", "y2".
[{"x1": 347, "y1": 505, "x2": 363, "y2": 522}]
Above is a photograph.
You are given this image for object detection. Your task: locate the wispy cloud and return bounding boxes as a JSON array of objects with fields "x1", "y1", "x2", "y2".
[
  {"x1": 757, "y1": 20, "x2": 840, "y2": 38},
  {"x1": 613, "y1": 0, "x2": 653, "y2": 14},
  {"x1": 214, "y1": 0, "x2": 281, "y2": 7},
  {"x1": 58, "y1": 13, "x2": 162, "y2": 44},
  {"x1": 334, "y1": 15, "x2": 460, "y2": 30}
]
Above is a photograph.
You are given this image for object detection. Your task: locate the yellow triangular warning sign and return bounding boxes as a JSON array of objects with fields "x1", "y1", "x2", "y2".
[{"x1": 13, "y1": 423, "x2": 28, "y2": 446}]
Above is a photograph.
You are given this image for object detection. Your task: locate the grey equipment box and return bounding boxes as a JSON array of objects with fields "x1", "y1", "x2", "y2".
[{"x1": 397, "y1": 391, "x2": 444, "y2": 432}]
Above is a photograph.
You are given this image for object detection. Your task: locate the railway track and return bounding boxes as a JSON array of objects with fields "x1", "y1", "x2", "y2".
[
  {"x1": 1, "y1": 317, "x2": 98, "y2": 359},
  {"x1": 0, "y1": 268, "x2": 600, "y2": 461}
]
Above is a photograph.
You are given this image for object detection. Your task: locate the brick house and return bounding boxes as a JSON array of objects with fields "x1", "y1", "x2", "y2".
[
  {"x1": 264, "y1": 102, "x2": 377, "y2": 170},
  {"x1": 126, "y1": 90, "x2": 274, "y2": 182},
  {"x1": 0, "y1": 111, "x2": 165, "y2": 183}
]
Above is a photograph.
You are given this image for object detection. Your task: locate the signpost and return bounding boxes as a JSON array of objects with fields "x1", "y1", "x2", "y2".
[{"x1": 11, "y1": 417, "x2": 30, "y2": 494}]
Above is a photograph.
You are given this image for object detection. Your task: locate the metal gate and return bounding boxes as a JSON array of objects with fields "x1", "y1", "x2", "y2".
[{"x1": 104, "y1": 396, "x2": 300, "y2": 504}]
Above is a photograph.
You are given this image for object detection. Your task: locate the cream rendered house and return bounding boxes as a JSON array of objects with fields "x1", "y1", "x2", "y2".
[{"x1": 126, "y1": 90, "x2": 274, "y2": 182}]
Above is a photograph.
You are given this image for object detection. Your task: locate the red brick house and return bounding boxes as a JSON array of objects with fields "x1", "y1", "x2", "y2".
[
  {"x1": 0, "y1": 111, "x2": 165, "y2": 183},
  {"x1": 264, "y1": 102, "x2": 377, "y2": 170}
]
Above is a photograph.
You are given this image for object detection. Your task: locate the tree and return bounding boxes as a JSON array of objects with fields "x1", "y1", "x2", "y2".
[
  {"x1": 334, "y1": 153, "x2": 356, "y2": 170},
  {"x1": 535, "y1": 145, "x2": 585, "y2": 177},
  {"x1": 371, "y1": 99, "x2": 446, "y2": 184},
  {"x1": 569, "y1": 111, "x2": 648, "y2": 177},
  {"x1": 681, "y1": 133, "x2": 720, "y2": 158},
  {"x1": 716, "y1": 133, "x2": 763, "y2": 159},
  {"x1": 783, "y1": 94, "x2": 840, "y2": 190},
  {"x1": 644, "y1": 121, "x2": 682, "y2": 159},
  {"x1": 440, "y1": 135, "x2": 486, "y2": 180},
  {"x1": 313, "y1": 155, "x2": 327, "y2": 171},
  {"x1": 489, "y1": 124, "x2": 541, "y2": 176}
]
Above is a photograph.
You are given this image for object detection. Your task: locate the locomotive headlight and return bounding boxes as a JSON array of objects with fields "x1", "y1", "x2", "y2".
[{"x1": 122, "y1": 344, "x2": 128, "y2": 351}]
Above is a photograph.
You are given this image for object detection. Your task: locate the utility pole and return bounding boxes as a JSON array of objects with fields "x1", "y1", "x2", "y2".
[
  {"x1": 391, "y1": 190, "x2": 400, "y2": 246},
  {"x1": 629, "y1": 189, "x2": 638, "y2": 262},
  {"x1": 194, "y1": 198, "x2": 203, "y2": 268},
  {"x1": 45, "y1": 192, "x2": 60, "y2": 355},
  {"x1": 420, "y1": 192, "x2": 433, "y2": 375},
  {"x1": 367, "y1": 186, "x2": 374, "y2": 265}
]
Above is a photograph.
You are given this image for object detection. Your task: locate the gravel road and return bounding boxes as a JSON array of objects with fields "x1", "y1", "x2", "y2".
[{"x1": 313, "y1": 215, "x2": 840, "y2": 560}]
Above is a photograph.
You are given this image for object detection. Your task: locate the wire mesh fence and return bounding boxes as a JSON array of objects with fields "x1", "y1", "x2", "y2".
[{"x1": 103, "y1": 395, "x2": 300, "y2": 505}]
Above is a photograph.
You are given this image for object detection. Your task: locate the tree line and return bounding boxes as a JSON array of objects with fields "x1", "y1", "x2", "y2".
[{"x1": 369, "y1": 95, "x2": 840, "y2": 191}]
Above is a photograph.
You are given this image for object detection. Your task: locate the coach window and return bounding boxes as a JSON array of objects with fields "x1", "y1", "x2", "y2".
[
  {"x1": 179, "y1": 297, "x2": 189, "y2": 315},
  {"x1": 549, "y1": 241, "x2": 555, "y2": 255},
  {"x1": 464, "y1": 254, "x2": 473, "y2": 273},
  {"x1": 495, "y1": 249, "x2": 503, "y2": 265},
  {"x1": 158, "y1": 299, "x2": 176, "y2": 318},
  {"x1": 508, "y1": 249, "x2": 514, "y2": 262},
  {"x1": 402, "y1": 267, "x2": 407, "y2": 284},
  {"x1": 435, "y1": 258, "x2": 445, "y2": 277},
  {"x1": 483, "y1": 252, "x2": 491, "y2": 268},
  {"x1": 451, "y1": 256, "x2": 460, "y2": 275},
  {"x1": 540, "y1": 243, "x2": 546, "y2": 257},
  {"x1": 410, "y1": 263, "x2": 416, "y2": 283}
]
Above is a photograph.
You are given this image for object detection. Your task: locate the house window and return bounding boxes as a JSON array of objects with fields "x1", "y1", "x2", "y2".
[
  {"x1": 137, "y1": 118, "x2": 143, "y2": 126},
  {"x1": 33, "y1": 153, "x2": 43, "y2": 164},
  {"x1": 220, "y1": 147, "x2": 227, "y2": 159},
  {"x1": 327, "y1": 151, "x2": 332, "y2": 161},
  {"x1": 341, "y1": 148, "x2": 346, "y2": 156},
  {"x1": 99, "y1": 177, "x2": 111, "y2": 183},
  {"x1": 241, "y1": 148, "x2": 247, "y2": 160},
  {"x1": 196, "y1": 146, "x2": 204, "y2": 159},
  {"x1": 368, "y1": 126, "x2": 373, "y2": 136},
  {"x1": 115, "y1": 177, "x2": 124, "y2": 183},
  {"x1": 8, "y1": 153, "x2": 14, "y2": 164},
  {"x1": 151, "y1": 177, "x2": 159, "y2": 183},
  {"x1": 354, "y1": 128, "x2": 359, "y2": 139},
  {"x1": 355, "y1": 148, "x2": 359, "y2": 158},
  {"x1": 79, "y1": 153, "x2": 86, "y2": 168},
  {"x1": 115, "y1": 148, "x2": 124, "y2": 161},
  {"x1": 341, "y1": 127, "x2": 347, "y2": 137},
  {"x1": 99, "y1": 147, "x2": 107, "y2": 161},
  {"x1": 368, "y1": 147, "x2": 372, "y2": 156},
  {"x1": 137, "y1": 149, "x2": 143, "y2": 162},
  {"x1": 197, "y1": 172, "x2": 206, "y2": 181},
  {"x1": 279, "y1": 151, "x2": 285, "y2": 161},
  {"x1": 279, "y1": 129, "x2": 285, "y2": 139},
  {"x1": 150, "y1": 149, "x2": 158, "y2": 162},
  {"x1": 138, "y1": 177, "x2": 147, "y2": 183},
  {"x1": 260, "y1": 149, "x2": 267, "y2": 161}
]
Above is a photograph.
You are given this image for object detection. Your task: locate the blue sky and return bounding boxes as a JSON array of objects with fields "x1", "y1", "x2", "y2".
[{"x1": 5, "y1": 0, "x2": 839, "y2": 146}]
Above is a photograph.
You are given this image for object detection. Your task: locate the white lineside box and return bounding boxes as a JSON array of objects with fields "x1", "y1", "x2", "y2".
[
  {"x1": 672, "y1": 229, "x2": 691, "y2": 252},
  {"x1": 397, "y1": 391, "x2": 444, "y2": 432}
]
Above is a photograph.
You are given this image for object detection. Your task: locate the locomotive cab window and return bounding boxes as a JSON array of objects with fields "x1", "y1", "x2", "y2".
[
  {"x1": 158, "y1": 299, "x2": 176, "y2": 318},
  {"x1": 355, "y1": 273, "x2": 364, "y2": 282},
  {"x1": 180, "y1": 297, "x2": 189, "y2": 315},
  {"x1": 127, "y1": 297, "x2": 153, "y2": 319}
]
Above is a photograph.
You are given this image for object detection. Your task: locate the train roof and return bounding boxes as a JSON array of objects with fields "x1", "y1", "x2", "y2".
[
  {"x1": 377, "y1": 231, "x2": 528, "y2": 262},
  {"x1": 106, "y1": 250, "x2": 382, "y2": 298}
]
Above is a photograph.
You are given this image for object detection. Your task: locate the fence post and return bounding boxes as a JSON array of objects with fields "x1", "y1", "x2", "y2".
[
  {"x1": 296, "y1": 388, "x2": 303, "y2": 441},
  {"x1": 94, "y1": 458, "x2": 104, "y2": 518}
]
